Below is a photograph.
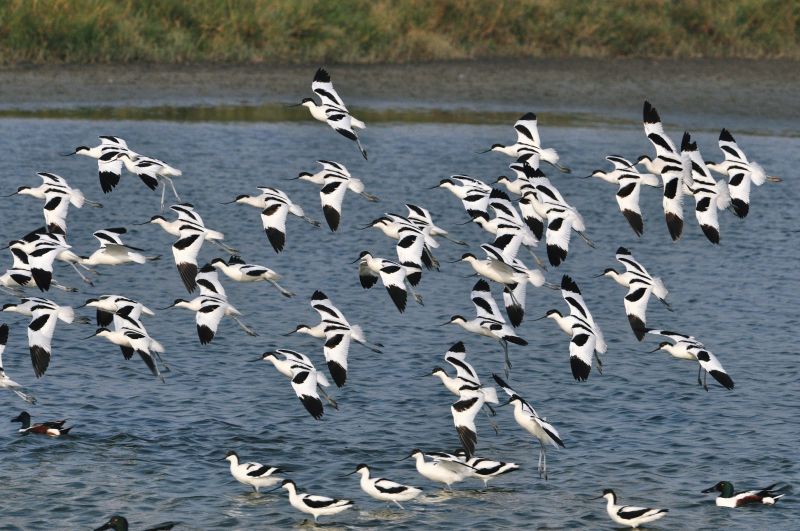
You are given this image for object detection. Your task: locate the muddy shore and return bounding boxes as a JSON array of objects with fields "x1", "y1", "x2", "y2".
[{"x1": 1, "y1": 59, "x2": 797, "y2": 133}]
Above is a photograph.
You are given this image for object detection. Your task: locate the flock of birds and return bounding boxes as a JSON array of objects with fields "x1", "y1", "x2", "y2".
[{"x1": 1, "y1": 67, "x2": 789, "y2": 528}]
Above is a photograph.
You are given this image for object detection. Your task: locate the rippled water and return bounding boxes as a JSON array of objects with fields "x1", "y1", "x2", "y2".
[{"x1": 0, "y1": 115, "x2": 797, "y2": 530}]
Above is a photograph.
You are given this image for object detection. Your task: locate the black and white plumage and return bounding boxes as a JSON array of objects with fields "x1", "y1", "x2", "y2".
[
  {"x1": 357, "y1": 251, "x2": 422, "y2": 313},
  {"x1": 296, "y1": 160, "x2": 378, "y2": 231},
  {"x1": 210, "y1": 256, "x2": 293, "y2": 297},
  {"x1": 166, "y1": 266, "x2": 256, "y2": 344},
  {"x1": 83, "y1": 228, "x2": 157, "y2": 267},
  {"x1": 224, "y1": 451, "x2": 283, "y2": 493},
  {"x1": 88, "y1": 305, "x2": 166, "y2": 382},
  {"x1": 589, "y1": 156, "x2": 660, "y2": 236},
  {"x1": 298, "y1": 68, "x2": 367, "y2": 159},
  {"x1": 404, "y1": 449, "x2": 472, "y2": 489},
  {"x1": 2, "y1": 297, "x2": 78, "y2": 378},
  {"x1": 480, "y1": 112, "x2": 570, "y2": 172},
  {"x1": 405, "y1": 203, "x2": 465, "y2": 246},
  {"x1": 94, "y1": 514, "x2": 177, "y2": 531},
  {"x1": 349, "y1": 464, "x2": 422, "y2": 509},
  {"x1": 257, "y1": 349, "x2": 334, "y2": 419},
  {"x1": 445, "y1": 280, "x2": 527, "y2": 373},
  {"x1": 366, "y1": 213, "x2": 439, "y2": 282},
  {"x1": 647, "y1": 329, "x2": 734, "y2": 390},
  {"x1": 11, "y1": 172, "x2": 100, "y2": 234},
  {"x1": 600, "y1": 489, "x2": 668, "y2": 529},
  {"x1": 437, "y1": 175, "x2": 493, "y2": 219},
  {"x1": 456, "y1": 453, "x2": 519, "y2": 487},
  {"x1": 543, "y1": 275, "x2": 606, "y2": 381},
  {"x1": 0, "y1": 324, "x2": 36, "y2": 403},
  {"x1": 707, "y1": 129, "x2": 781, "y2": 218},
  {"x1": 278, "y1": 479, "x2": 354, "y2": 523},
  {"x1": 493, "y1": 375, "x2": 564, "y2": 479},
  {"x1": 450, "y1": 384, "x2": 485, "y2": 458},
  {"x1": 681, "y1": 132, "x2": 730, "y2": 244},
  {"x1": 117, "y1": 152, "x2": 182, "y2": 210},
  {"x1": 82, "y1": 295, "x2": 154, "y2": 327},
  {"x1": 602, "y1": 247, "x2": 670, "y2": 340},
  {"x1": 637, "y1": 101, "x2": 687, "y2": 241},
  {"x1": 68, "y1": 136, "x2": 129, "y2": 193}
]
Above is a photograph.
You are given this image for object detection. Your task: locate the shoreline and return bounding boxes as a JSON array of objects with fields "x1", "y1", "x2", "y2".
[{"x1": 2, "y1": 59, "x2": 798, "y2": 134}]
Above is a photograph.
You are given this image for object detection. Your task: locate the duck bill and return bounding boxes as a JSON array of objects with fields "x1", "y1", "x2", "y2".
[
  {"x1": 701, "y1": 486, "x2": 717, "y2": 493},
  {"x1": 94, "y1": 524, "x2": 113, "y2": 531}
]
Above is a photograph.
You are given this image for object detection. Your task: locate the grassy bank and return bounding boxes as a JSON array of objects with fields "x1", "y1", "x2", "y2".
[{"x1": 1, "y1": 0, "x2": 798, "y2": 64}]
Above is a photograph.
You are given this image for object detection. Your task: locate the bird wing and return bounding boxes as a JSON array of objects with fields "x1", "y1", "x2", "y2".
[
  {"x1": 99, "y1": 135, "x2": 128, "y2": 148},
  {"x1": 317, "y1": 159, "x2": 350, "y2": 177},
  {"x1": 646, "y1": 329, "x2": 701, "y2": 346},
  {"x1": 378, "y1": 262, "x2": 409, "y2": 313},
  {"x1": 323, "y1": 329, "x2": 350, "y2": 387},
  {"x1": 93, "y1": 227, "x2": 127, "y2": 246},
  {"x1": 470, "y1": 279, "x2": 505, "y2": 321},
  {"x1": 373, "y1": 478, "x2": 411, "y2": 494},
  {"x1": 451, "y1": 390, "x2": 483, "y2": 456},
  {"x1": 643, "y1": 101, "x2": 678, "y2": 156},
  {"x1": 170, "y1": 204, "x2": 205, "y2": 226},
  {"x1": 312, "y1": 67, "x2": 347, "y2": 110},
  {"x1": 693, "y1": 348, "x2": 734, "y2": 389},
  {"x1": 28, "y1": 307, "x2": 58, "y2": 377},
  {"x1": 195, "y1": 297, "x2": 225, "y2": 345},
  {"x1": 320, "y1": 174, "x2": 350, "y2": 231},
  {"x1": 491, "y1": 373, "x2": 538, "y2": 417},
  {"x1": 606, "y1": 155, "x2": 635, "y2": 170},
  {"x1": 358, "y1": 259, "x2": 379, "y2": 289},
  {"x1": 172, "y1": 226, "x2": 205, "y2": 292},
  {"x1": 96, "y1": 148, "x2": 124, "y2": 193},
  {"x1": 310, "y1": 290, "x2": 348, "y2": 324},
  {"x1": 614, "y1": 175, "x2": 645, "y2": 235},
  {"x1": 545, "y1": 206, "x2": 574, "y2": 265},
  {"x1": 718, "y1": 129, "x2": 747, "y2": 163},
  {"x1": 514, "y1": 112, "x2": 541, "y2": 146},
  {"x1": 617, "y1": 505, "x2": 662, "y2": 520},
  {"x1": 260, "y1": 198, "x2": 290, "y2": 253},
  {"x1": 444, "y1": 342, "x2": 479, "y2": 384},
  {"x1": 290, "y1": 365, "x2": 324, "y2": 419},
  {"x1": 195, "y1": 266, "x2": 227, "y2": 298},
  {"x1": 395, "y1": 226, "x2": 426, "y2": 275},
  {"x1": 568, "y1": 323, "x2": 596, "y2": 381},
  {"x1": 623, "y1": 281, "x2": 653, "y2": 338}
]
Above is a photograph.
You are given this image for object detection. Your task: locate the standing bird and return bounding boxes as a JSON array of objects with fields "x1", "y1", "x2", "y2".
[
  {"x1": 347, "y1": 464, "x2": 422, "y2": 509},
  {"x1": 601, "y1": 247, "x2": 671, "y2": 340},
  {"x1": 356, "y1": 251, "x2": 422, "y2": 313},
  {"x1": 402, "y1": 449, "x2": 472, "y2": 490},
  {"x1": 275, "y1": 479, "x2": 354, "y2": 523},
  {"x1": 637, "y1": 101, "x2": 687, "y2": 241},
  {"x1": 454, "y1": 452, "x2": 519, "y2": 487},
  {"x1": 493, "y1": 375, "x2": 564, "y2": 479},
  {"x1": 479, "y1": 112, "x2": 570, "y2": 172},
  {"x1": 294, "y1": 160, "x2": 378, "y2": 231},
  {"x1": 588, "y1": 156, "x2": 660, "y2": 236},
  {"x1": 706, "y1": 129, "x2": 781, "y2": 218},
  {"x1": 598, "y1": 489, "x2": 668, "y2": 528},
  {"x1": 2, "y1": 297, "x2": 80, "y2": 378},
  {"x1": 647, "y1": 330, "x2": 734, "y2": 390},
  {"x1": 295, "y1": 68, "x2": 367, "y2": 159},
  {"x1": 0, "y1": 324, "x2": 36, "y2": 403},
  {"x1": 255, "y1": 349, "x2": 335, "y2": 419},
  {"x1": 702, "y1": 481, "x2": 785, "y2": 507},
  {"x1": 11, "y1": 411, "x2": 72, "y2": 436},
  {"x1": 541, "y1": 275, "x2": 606, "y2": 381},
  {"x1": 223, "y1": 450, "x2": 283, "y2": 494},
  {"x1": 210, "y1": 256, "x2": 293, "y2": 297}
]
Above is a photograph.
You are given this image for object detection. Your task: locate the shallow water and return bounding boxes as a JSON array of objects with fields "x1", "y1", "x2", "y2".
[{"x1": 0, "y1": 115, "x2": 797, "y2": 530}]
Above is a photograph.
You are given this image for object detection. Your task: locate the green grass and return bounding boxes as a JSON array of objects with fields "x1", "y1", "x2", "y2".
[{"x1": 0, "y1": 0, "x2": 798, "y2": 64}]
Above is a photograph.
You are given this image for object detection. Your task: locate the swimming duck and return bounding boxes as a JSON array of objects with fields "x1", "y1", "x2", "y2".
[
  {"x1": 702, "y1": 481, "x2": 785, "y2": 507},
  {"x1": 11, "y1": 411, "x2": 72, "y2": 436},
  {"x1": 94, "y1": 514, "x2": 177, "y2": 530}
]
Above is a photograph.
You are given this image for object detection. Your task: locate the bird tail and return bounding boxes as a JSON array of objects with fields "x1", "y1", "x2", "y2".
[
  {"x1": 351, "y1": 117, "x2": 366, "y2": 129},
  {"x1": 482, "y1": 386, "x2": 499, "y2": 404},
  {"x1": 714, "y1": 179, "x2": 731, "y2": 210},
  {"x1": 71, "y1": 188, "x2": 85, "y2": 208},
  {"x1": 749, "y1": 160, "x2": 766, "y2": 185},
  {"x1": 58, "y1": 305, "x2": 75, "y2": 324}
]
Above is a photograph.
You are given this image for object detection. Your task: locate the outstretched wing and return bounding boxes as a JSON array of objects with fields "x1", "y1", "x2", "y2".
[{"x1": 312, "y1": 68, "x2": 347, "y2": 110}]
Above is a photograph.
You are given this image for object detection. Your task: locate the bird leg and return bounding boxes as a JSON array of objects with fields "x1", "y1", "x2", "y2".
[
  {"x1": 528, "y1": 248, "x2": 547, "y2": 270},
  {"x1": 232, "y1": 316, "x2": 258, "y2": 337},
  {"x1": 484, "y1": 406, "x2": 499, "y2": 435},
  {"x1": 268, "y1": 279, "x2": 295, "y2": 298},
  {"x1": 594, "y1": 352, "x2": 603, "y2": 375},
  {"x1": 443, "y1": 234, "x2": 468, "y2": 246},
  {"x1": 578, "y1": 231, "x2": 596, "y2": 248},
  {"x1": 703, "y1": 370, "x2": 709, "y2": 392},
  {"x1": 356, "y1": 339, "x2": 383, "y2": 354},
  {"x1": 697, "y1": 365, "x2": 703, "y2": 387},
  {"x1": 12, "y1": 388, "x2": 37, "y2": 405},
  {"x1": 392, "y1": 500, "x2": 406, "y2": 510},
  {"x1": 660, "y1": 298, "x2": 674, "y2": 312},
  {"x1": 317, "y1": 385, "x2": 339, "y2": 410},
  {"x1": 360, "y1": 191, "x2": 380, "y2": 202},
  {"x1": 211, "y1": 240, "x2": 239, "y2": 255},
  {"x1": 154, "y1": 352, "x2": 171, "y2": 373},
  {"x1": 69, "y1": 262, "x2": 94, "y2": 286},
  {"x1": 302, "y1": 215, "x2": 321, "y2": 227},
  {"x1": 501, "y1": 341, "x2": 511, "y2": 379},
  {"x1": 160, "y1": 181, "x2": 168, "y2": 212},
  {"x1": 84, "y1": 198, "x2": 103, "y2": 208},
  {"x1": 408, "y1": 283, "x2": 424, "y2": 305},
  {"x1": 52, "y1": 281, "x2": 78, "y2": 292}
]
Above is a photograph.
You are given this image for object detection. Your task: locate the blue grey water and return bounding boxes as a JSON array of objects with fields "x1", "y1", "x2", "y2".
[{"x1": 0, "y1": 115, "x2": 797, "y2": 530}]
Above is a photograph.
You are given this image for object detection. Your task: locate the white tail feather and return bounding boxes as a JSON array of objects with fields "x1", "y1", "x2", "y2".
[{"x1": 58, "y1": 305, "x2": 75, "y2": 324}]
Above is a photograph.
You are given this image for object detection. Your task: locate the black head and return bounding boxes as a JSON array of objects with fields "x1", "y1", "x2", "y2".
[
  {"x1": 491, "y1": 143, "x2": 504, "y2": 149},
  {"x1": 357, "y1": 250, "x2": 371, "y2": 259},
  {"x1": 149, "y1": 215, "x2": 166, "y2": 222},
  {"x1": 225, "y1": 450, "x2": 238, "y2": 459},
  {"x1": 355, "y1": 463, "x2": 368, "y2": 471},
  {"x1": 16, "y1": 186, "x2": 29, "y2": 193},
  {"x1": 281, "y1": 479, "x2": 295, "y2": 487},
  {"x1": 301, "y1": 97, "x2": 314, "y2": 104},
  {"x1": 210, "y1": 257, "x2": 226, "y2": 265},
  {"x1": 2, "y1": 303, "x2": 16, "y2": 311},
  {"x1": 636, "y1": 154, "x2": 650, "y2": 164},
  {"x1": 11, "y1": 411, "x2": 30, "y2": 423},
  {"x1": 430, "y1": 366, "x2": 446, "y2": 376},
  {"x1": 460, "y1": 252, "x2": 476, "y2": 260},
  {"x1": 94, "y1": 515, "x2": 128, "y2": 531}
]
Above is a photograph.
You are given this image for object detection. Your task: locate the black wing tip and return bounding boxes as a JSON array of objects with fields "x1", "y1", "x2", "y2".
[
  {"x1": 527, "y1": 218, "x2": 544, "y2": 240},
  {"x1": 30, "y1": 268, "x2": 52, "y2": 291},
  {"x1": 489, "y1": 188, "x2": 510, "y2": 200},
  {"x1": 665, "y1": 213, "x2": 683, "y2": 240},
  {"x1": 314, "y1": 67, "x2": 330, "y2": 83},
  {"x1": 450, "y1": 341, "x2": 465, "y2": 353},
  {"x1": 265, "y1": 227, "x2": 286, "y2": 253},
  {"x1": 327, "y1": 360, "x2": 347, "y2": 388},
  {"x1": 547, "y1": 244, "x2": 567, "y2": 267},
  {"x1": 701, "y1": 225, "x2": 721, "y2": 244},
  {"x1": 731, "y1": 199, "x2": 749, "y2": 218},
  {"x1": 311, "y1": 290, "x2": 327, "y2": 301},
  {"x1": 300, "y1": 395, "x2": 324, "y2": 420},
  {"x1": 680, "y1": 131, "x2": 696, "y2": 151},
  {"x1": 177, "y1": 262, "x2": 198, "y2": 293},
  {"x1": 616, "y1": 246, "x2": 631, "y2": 255},
  {"x1": 570, "y1": 357, "x2": 591, "y2": 381},
  {"x1": 323, "y1": 205, "x2": 340, "y2": 232},
  {"x1": 0, "y1": 324, "x2": 7, "y2": 344},
  {"x1": 99, "y1": 171, "x2": 120, "y2": 193},
  {"x1": 628, "y1": 315, "x2": 647, "y2": 341},
  {"x1": 560, "y1": 275, "x2": 580, "y2": 294},
  {"x1": 505, "y1": 303, "x2": 524, "y2": 328},
  {"x1": 406, "y1": 270, "x2": 422, "y2": 287},
  {"x1": 197, "y1": 324, "x2": 215, "y2": 345},
  {"x1": 473, "y1": 279, "x2": 491, "y2": 292},
  {"x1": 506, "y1": 335, "x2": 527, "y2": 346},
  {"x1": 30, "y1": 345, "x2": 50, "y2": 378},
  {"x1": 711, "y1": 370, "x2": 735, "y2": 390},
  {"x1": 621, "y1": 210, "x2": 644, "y2": 236},
  {"x1": 519, "y1": 111, "x2": 537, "y2": 121},
  {"x1": 719, "y1": 128, "x2": 734, "y2": 142},
  {"x1": 386, "y1": 285, "x2": 408, "y2": 313},
  {"x1": 492, "y1": 373, "x2": 509, "y2": 388},
  {"x1": 643, "y1": 100, "x2": 660, "y2": 123},
  {"x1": 456, "y1": 426, "x2": 477, "y2": 458}
]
